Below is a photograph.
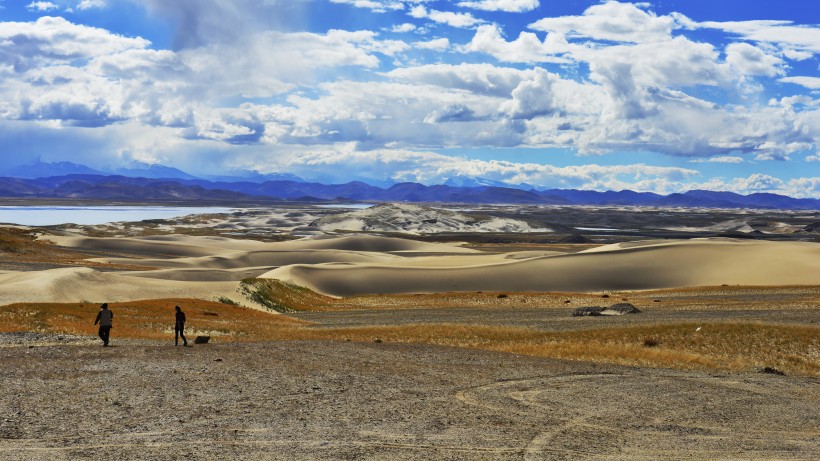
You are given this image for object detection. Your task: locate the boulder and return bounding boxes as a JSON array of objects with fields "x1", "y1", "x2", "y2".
[
  {"x1": 572, "y1": 306, "x2": 605, "y2": 317},
  {"x1": 607, "y1": 303, "x2": 641, "y2": 314}
]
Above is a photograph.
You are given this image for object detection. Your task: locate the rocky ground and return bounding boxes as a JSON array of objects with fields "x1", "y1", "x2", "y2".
[{"x1": 1, "y1": 335, "x2": 818, "y2": 460}]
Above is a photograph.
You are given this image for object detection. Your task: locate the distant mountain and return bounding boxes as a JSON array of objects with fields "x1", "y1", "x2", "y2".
[
  {"x1": 0, "y1": 174, "x2": 818, "y2": 210},
  {"x1": 204, "y1": 171, "x2": 306, "y2": 183},
  {"x1": 112, "y1": 163, "x2": 199, "y2": 180},
  {"x1": 2, "y1": 161, "x2": 104, "y2": 178},
  {"x1": 539, "y1": 189, "x2": 663, "y2": 206},
  {"x1": 0, "y1": 175, "x2": 271, "y2": 202},
  {"x1": 1, "y1": 161, "x2": 199, "y2": 180},
  {"x1": 443, "y1": 176, "x2": 530, "y2": 189}
]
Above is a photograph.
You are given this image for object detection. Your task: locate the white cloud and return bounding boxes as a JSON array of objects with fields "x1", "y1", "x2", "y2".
[
  {"x1": 694, "y1": 19, "x2": 820, "y2": 53},
  {"x1": 1, "y1": 2, "x2": 817, "y2": 197},
  {"x1": 414, "y1": 37, "x2": 449, "y2": 50},
  {"x1": 782, "y1": 49, "x2": 813, "y2": 61},
  {"x1": 462, "y1": 24, "x2": 569, "y2": 63},
  {"x1": 725, "y1": 42, "x2": 784, "y2": 77},
  {"x1": 689, "y1": 156, "x2": 744, "y2": 164},
  {"x1": 330, "y1": 0, "x2": 403, "y2": 13},
  {"x1": 384, "y1": 63, "x2": 533, "y2": 97},
  {"x1": 805, "y1": 154, "x2": 820, "y2": 162},
  {"x1": 0, "y1": 16, "x2": 150, "y2": 66},
  {"x1": 529, "y1": 1, "x2": 678, "y2": 43},
  {"x1": 77, "y1": 0, "x2": 105, "y2": 10},
  {"x1": 457, "y1": 0, "x2": 538, "y2": 13},
  {"x1": 410, "y1": 6, "x2": 483, "y2": 28},
  {"x1": 26, "y1": 2, "x2": 58, "y2": 12},
  {"x1": 233, "y1": 144, "x2": 701, "y2": 192},
  {"x1": 506, "y1": 67, "x2": 559, "y2": 119},
  {"x1": 391, "y1": 23, "x2": 416, "y2": 33},
  {"x1": 780, "y1": 76, "x2": 820, "y2": 90},
  {"x1": 735, "y1": 173, "x2": 785, "y2": 191}
]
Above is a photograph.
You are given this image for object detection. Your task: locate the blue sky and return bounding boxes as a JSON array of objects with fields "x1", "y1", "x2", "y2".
[{"x1": 0, "y1": 0, "x2": 818, "y2": 197}]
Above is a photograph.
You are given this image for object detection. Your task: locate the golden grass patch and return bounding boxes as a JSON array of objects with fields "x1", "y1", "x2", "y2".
[
  {"x1": 3, "y1": 299, "x2": 817, "y2": 377},
  {"x1": 0, "y1": 299, "x2": 310, "y2": 341},
  {"x1": 304, "y1": 322, "x2": 819, "y2": 377}
]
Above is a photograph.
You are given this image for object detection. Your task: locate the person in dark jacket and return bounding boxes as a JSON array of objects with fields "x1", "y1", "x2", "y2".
[
  {"x1": 94, "y1": 303, "x2": 113, "y2": 346},
  {"x1": 175, "y1": 305, "x2": 188, "y2": 346}
]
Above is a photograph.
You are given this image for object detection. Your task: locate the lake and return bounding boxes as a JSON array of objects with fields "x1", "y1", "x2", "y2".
[{"x1": 0, "y1": 206, "x2": 236, "y2": 226}]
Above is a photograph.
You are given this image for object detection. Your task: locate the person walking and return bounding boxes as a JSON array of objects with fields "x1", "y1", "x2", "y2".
[
  {"x1": 94, "y1": 303, "x2": 113, "y2": 347},
  {"x1": 175, "y1": 305, "x2": 188, "y2": 346}
]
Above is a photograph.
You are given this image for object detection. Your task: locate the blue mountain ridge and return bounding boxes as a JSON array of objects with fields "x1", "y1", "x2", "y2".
[{"x1": 0, "y1": 173, "x2": 818, "y2": 210}]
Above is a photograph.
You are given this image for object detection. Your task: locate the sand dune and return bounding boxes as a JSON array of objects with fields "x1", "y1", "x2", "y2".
[
  {"x1": 262, "y1": 238, "x2": 820, "y2": 296},
  {"x1": 312, "y1": 203, "x2": 549, "y2": 234},
  {"x1": 5, "y1": 233, "x2": 818, "y2": 304},
  {"x1": 0, "y1": 267, "x2": 240, "y2": 305},
  {"x1": 45, "y1": 234, "x2": 274, "y2": 256},
  {"x1": 1, "y1": 234, "x2": 482, "y2": 305}
]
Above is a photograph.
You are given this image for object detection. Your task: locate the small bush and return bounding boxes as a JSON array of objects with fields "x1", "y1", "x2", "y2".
[
  {"x1": 216, "y1": 296, "x2": 239, "y2": 306},
  {"x1": 643, "y1": 338, "x2": 660, "y2": 347}
]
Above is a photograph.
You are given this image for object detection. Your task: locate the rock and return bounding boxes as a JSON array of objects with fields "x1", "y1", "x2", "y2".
[
  {"x1": 757, "y1": 366, "x2": 785, "y2": 376},
  {"x1": 572, "y1": 306, "x2": 605, "y2": 317},
  {"x1": 607, "y1": 303, "x2": 641, "y2": 314},
  {"x1": 194, "y1": 335, "x2": 211, "y2": 344}
]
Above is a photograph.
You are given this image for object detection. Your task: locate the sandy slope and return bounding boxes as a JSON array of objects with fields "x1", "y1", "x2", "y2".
[
  {"x1": 0, "y1": 267, "x2": 241, "y2": 305},
  {"x1": 3, "y1": 233, "x2": 818, "y2": 304},
  {"x1": 0, "y1": 234, "x2": 481, "y2": 305},
  {"x1": 263, "y1": 238, "x2": 820, "y2": 296}
]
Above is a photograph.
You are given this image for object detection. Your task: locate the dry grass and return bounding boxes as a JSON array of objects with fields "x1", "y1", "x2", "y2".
[
  {"x1": 301, "y1": 322, "x2": 820, "y2": 377},
  {"x1": 0, "y1": 299, "x2": 310, "y2": 341},
  {"x1": 3, "y1": 299, "x2": 818, "y2": 377},
  {"x1": 243, "y1": 279, "x2": 820, "y2": 313}
]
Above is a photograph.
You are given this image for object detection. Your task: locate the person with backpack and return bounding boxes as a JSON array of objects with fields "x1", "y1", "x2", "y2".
[{"x1": 94, "y1": 303, "x2": 113, "y2": 347}]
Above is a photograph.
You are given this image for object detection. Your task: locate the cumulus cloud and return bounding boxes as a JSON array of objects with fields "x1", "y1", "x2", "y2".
[
  {"x1": 410, "y1": 6, "x2": 483, "y2": 28},
  {"x1": 725, "y1": 42, "x2": 785, "y2": 77},
  {"x1": 414, "y1": 37, "x2": 449, "y2": 50},
  {"x1": 1, "y1": 1, "x2": 817, "y2": 197},
  {"x1": 692, "y1": 174, "x2": 819, "y2": 198},
  {"x1": 384, "y1": 63, "x2": 533, "y2": 97},
  {"x1": 780, "y1": 76, "x2": 820, "y2": 90},
  {"x1": 693, "y1": 19, "x2": 820, "y2": 54},
  {"x1": 529, "y1": 1, "x2": 678, "y2": 43},
  {"x1": 26, "y1": 2, "x2": 58, "y2": 12},
  {"x1": 77, "y1": 0, "x2": 106, "y2": 9},
  {"x1": 462, "y1": 24, "x2": 569, "y2": 63},
  {"x1": 457, "y1": 0, "x2": 538, "y2": 13},
  {"x1": 0, "y1": 16, "x2": 150, "y2": 67},
  {"x1": 231, "y1": 144, "x2": 701, "y2": 192},
  {"x1": 391, "y1": 23, "x2": 416, "y2": 33}
]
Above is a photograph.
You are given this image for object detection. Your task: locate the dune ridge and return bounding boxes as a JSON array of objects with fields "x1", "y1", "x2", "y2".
[
  {"x1": 3, "y1": 233, "x2": 818, "y2": 304},
  {"x1": 262, "y1": 238, "x2": 820, "y2": 297}
]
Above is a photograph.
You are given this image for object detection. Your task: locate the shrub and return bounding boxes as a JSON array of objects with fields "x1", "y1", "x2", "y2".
[{"x1": 643, "y1": 337, "x2": 659, "y2": 347}]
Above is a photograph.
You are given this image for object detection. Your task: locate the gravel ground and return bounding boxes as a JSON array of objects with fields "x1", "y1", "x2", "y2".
[
  {"x1": 1, "y1": 337, "x2": 818, "y2": 460},
  {"x1": 292, "y1": 307, "x2": 820, "y2": 332}
]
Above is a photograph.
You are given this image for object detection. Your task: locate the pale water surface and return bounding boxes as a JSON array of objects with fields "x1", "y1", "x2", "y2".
[{"x1": 0, "y1": 206, "x2": 235, "y2": 226}]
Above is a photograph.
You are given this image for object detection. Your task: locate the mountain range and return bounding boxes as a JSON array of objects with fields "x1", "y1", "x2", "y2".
[{"x1": 0, "y1": 162, "x2": 818, "y2": 210}]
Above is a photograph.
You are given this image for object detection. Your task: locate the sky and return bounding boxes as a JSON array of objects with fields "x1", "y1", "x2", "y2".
[{"x1": 0, "y1": 0, "x2": 818, "y2": 197}]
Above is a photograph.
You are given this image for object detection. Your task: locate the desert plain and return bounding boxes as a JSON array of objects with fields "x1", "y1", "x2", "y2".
[{"x1": 0, "y1": 202, "x2": 819, "y2": 460}]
